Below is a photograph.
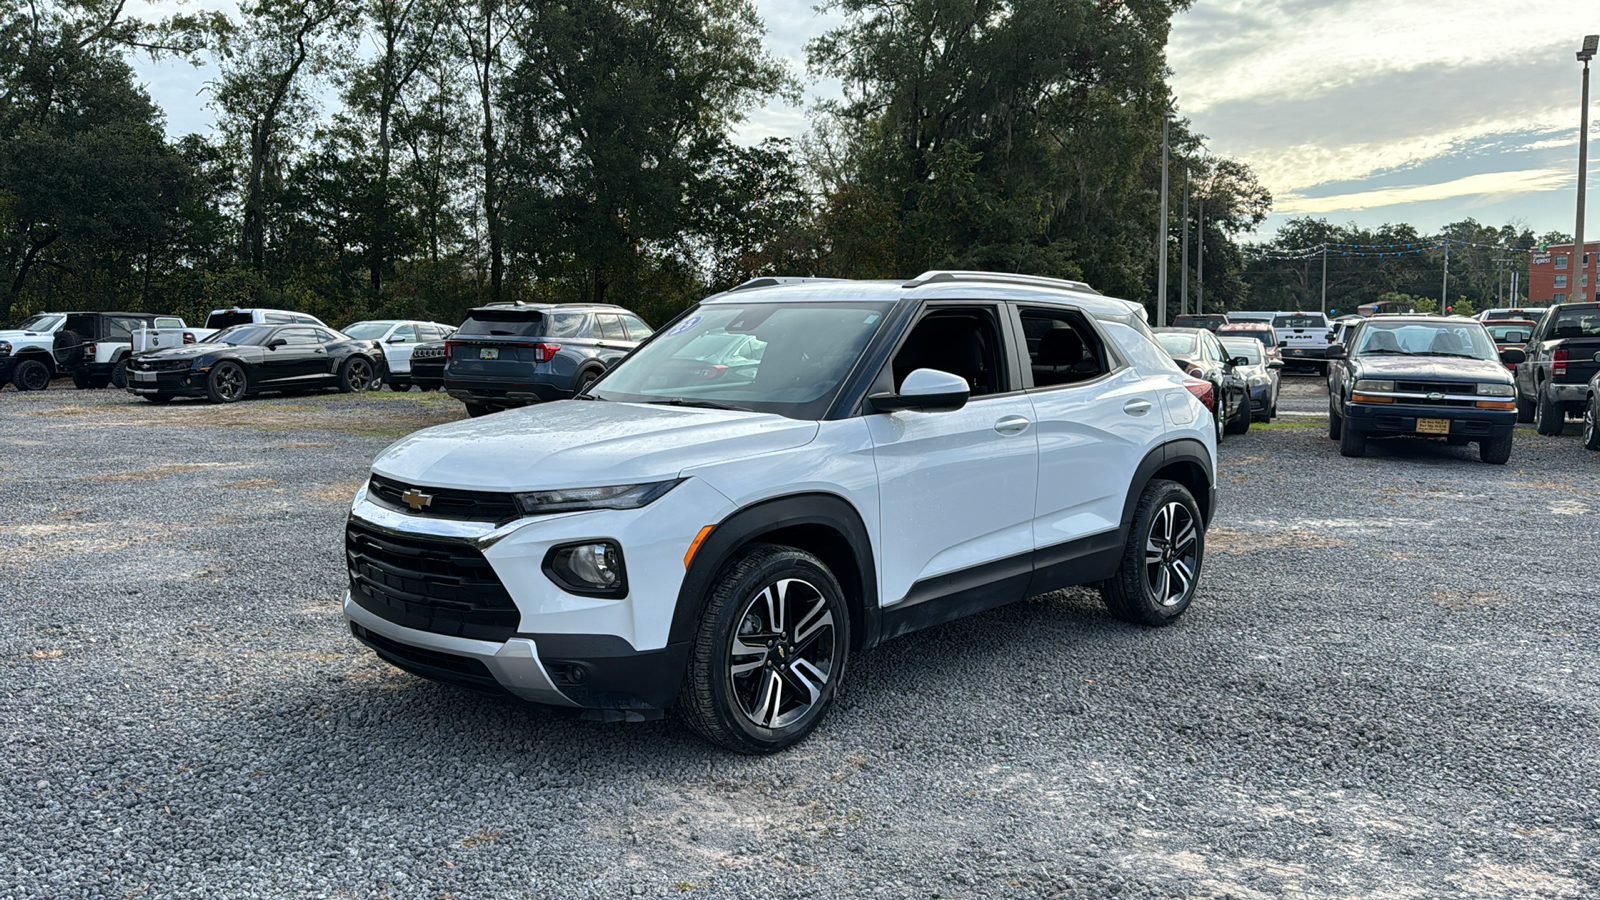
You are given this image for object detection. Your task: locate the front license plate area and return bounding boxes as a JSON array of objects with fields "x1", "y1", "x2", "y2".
[
  {"x1": 1417, "y1": 417, "x2": 1450, "y2": 435},
  {"x1": 479, "y1": 347, "x2": 499, "y2": 360},
  {"x1": 132, "y1": 371, "x2": 156, "y2": 381}
]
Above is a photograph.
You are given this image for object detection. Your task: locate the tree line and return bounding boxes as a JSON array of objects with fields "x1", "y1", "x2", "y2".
[{"x1": 5, "y1": 0, "x2": 1284, "y2": 330}]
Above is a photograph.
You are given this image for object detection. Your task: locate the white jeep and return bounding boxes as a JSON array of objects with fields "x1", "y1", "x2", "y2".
[{"x1": 342, "y1": 272, "x2": 1217, "y2": 753}]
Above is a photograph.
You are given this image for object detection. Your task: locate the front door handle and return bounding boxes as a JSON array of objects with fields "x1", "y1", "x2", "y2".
[
  {"x1": 993, "y1": 415, "x2": 1030, "y2": 436},
  {"x1": 1123, "y1": 399, "x2": 1153, "y2": 416}
]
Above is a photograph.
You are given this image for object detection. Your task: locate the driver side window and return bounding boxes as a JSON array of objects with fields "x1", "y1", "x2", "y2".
[{"x1": 890, "y1": 307, "x2": 1008, "y2": 396}]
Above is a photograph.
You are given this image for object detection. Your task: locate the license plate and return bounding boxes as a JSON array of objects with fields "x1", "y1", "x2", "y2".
[
  {"x1": 479, "y1": 347, "x2": 499, "y2": 360},
  {"x1": 132, "y1": 371, "x2": 156, "y2": 381},
  {"x1": 1417, "y1": 418, "x2": 1450, "y2": 435}
]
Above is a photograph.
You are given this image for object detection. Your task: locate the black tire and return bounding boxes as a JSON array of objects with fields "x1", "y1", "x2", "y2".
[
  {"x1": 1478, "y1": 433, "x2": 1513, "y2": 465},
  {"x1": 1328, "y1": 404, "x2": 1342, "y2": 440},
  {"x1": 1098, "y1": 479, "x2": 1203, "y2": 627},
  {"x1": 12, "y1": 358, "x2": 51, "y2": 391},
  {"x1": 110, "y1": 357, "x2": 129, "y2": 389},
  {"x1": 339, "y1": 356, "x2": 376, "y2": 393},
  {"x1": 51, "y1": 330, "x2": 85, "y2": 369},
  {"x1": 1583, "y1": 395, "x2": 1600, "y2": 451},
  {"x1": 464, "y1": 402, "x2": 493, "y2": 418},
  {"x1": 1338, "y1": 422, "x2": 1366, "y2": 457},
  {"x1": 1534, "y1": 388, "x2": 1565, "y2": 436},
  {"x1": 1515, "y1": 392, "x2": 1535, "y2": 424},
  {"x1": 572, "y1": 368, "x2": 600, "y2": 396},
  {"x1": 1224, "y1": 394, "x2": 1250, "y2": 434},
  {"x1": 143, "y1": 393, "x2": 174, "y2": 405},
  {"x1": 679, "y1": 544, "x2": 851, "y2": 754},
  {"x1": 72, "y1": 370, "x2": 95, "y2": 390},
  {"x1": 206, "y1": 361, "x2": 247, "y2": 403},
  {"x1": 387, "y1": 379, "x2": 413, "y2": 392}
]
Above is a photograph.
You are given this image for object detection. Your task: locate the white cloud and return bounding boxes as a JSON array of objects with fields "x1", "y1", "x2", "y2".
[{"x1": 1275, "y1": 168, "x2": 1570, "y2": 214}]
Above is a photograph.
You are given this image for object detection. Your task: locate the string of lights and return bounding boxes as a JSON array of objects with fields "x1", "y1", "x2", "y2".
[{"x1": 1243, "y1": 237, "x2": 1549, "y2": 262}]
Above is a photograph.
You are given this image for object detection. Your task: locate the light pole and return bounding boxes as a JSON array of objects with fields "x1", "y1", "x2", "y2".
[
  {"x1": 1156, "y1": 108, "x2": 1174, "y2": 326},
  {"x1": 1180, "y1": 163, "x2": 1190, "y2": 317},
  {"x1": 1577, "y1": 34, "x2": 1597, "y2": 300}
]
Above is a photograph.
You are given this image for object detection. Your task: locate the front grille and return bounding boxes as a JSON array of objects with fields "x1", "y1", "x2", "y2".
[
  {"x1": 1396, "y1": 381, "x2": 1475, "y2": 395},
  {"x1": 345, "y1": 519, "x2": 519, "y2": 641},
  {"x1": 412, "y1": 345, "x2": 445, "y2": 359},
  {"x1": 366, "y1": 474, "x2": 519, "y2": 523},
  {"x1": 133, "y1": 359, "x2": 190, "y2": 372}
]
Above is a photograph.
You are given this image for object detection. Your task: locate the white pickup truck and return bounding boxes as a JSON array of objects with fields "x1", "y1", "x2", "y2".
[
  {"x1": 1271, "y1": 311, "x2": 1333, "y2": 373},
  {"x1": 2, "y1": 311, "x2": 181, "y2": 391},
  {"x1": 131, "y1": 308, "x2": 330, "y2": 355}
]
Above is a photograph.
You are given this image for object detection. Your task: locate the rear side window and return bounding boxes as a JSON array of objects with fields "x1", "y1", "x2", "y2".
[
  {"x1": 280, "y1": 328, "x2": 320, "y2": 345},
  {"x1": 1019, "y1": 307, "x2": 1110, "y2": 387},
  {"x1": 107, "y1": 316, "x2": 145, "y2": 340},
  {"x1": 1548, "y1": 307, "x2": 1600, "y2": 339},
  {"x1": 622, "y1": 315, "x2": 653, "y2": 341},
  {"x1": 595, "y1": 314, "x2": 627, "y2": 340},
  {"x1": 154, "y1": 317, "x2": 183, "y2": 328},
  {"x1": 458, "y1": 311, "x2": 547, "y2": 338}
]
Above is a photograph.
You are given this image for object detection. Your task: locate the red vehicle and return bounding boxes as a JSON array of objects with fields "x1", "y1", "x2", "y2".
[
  {"x1": 1216, "y1": 323, "x2": 1282, "y2": 365},
  {"x1": 1485, "y1": 319, "x2": 1537, "y2": 371}
]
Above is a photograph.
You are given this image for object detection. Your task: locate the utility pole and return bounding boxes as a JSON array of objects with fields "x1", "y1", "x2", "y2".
[
  {"x1": 1441, "y1": 240, "x2": 1450, "y2": 311},
  {"x1": 1156, "y1": 109, "x2": 1172, "y2": 326},
  {"x1": 1577, "y1": 35, "x2": 1597, "y2": 300},
  {"x1": 1180, "y1": 165, "x2": 1190, "y2": 317},
  {"x1": 1197, "y1": 194, "x2": 1205, "y2": 315},
  {"x1": 1493, "y1": 257, "x2": 1512, "y2": 305},
  {"x1": 1320, "y1": 245, "x2": 1327, "y2": 314}
]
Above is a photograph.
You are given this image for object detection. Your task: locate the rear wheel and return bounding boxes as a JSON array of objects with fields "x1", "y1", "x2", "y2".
[
  {"x1": 1099, "y1": 479, "x2": 1203, "y2": 626},
  {"x1": 1478, "y1": 433, "x2": 1513, "y2": 465},
  {"x1": 1534, "y1": 388, "x2": 1565, "y2": 436},
  {"x1": 12, "y1": 358, "x2": 51, "y2": 391},
  {"x1": 206, "y1": 361, "x2": 247, "y2": 403},
  {"x1": 1583, "y1": 395, "x2": 1600, "y2": 451},
  {"x1": 1338, "y1": 422, "x2": 1366, "y2": 457},
  {"x1": 339, "y1": 357, "x2": 375, "y2": 393},
  {"x1": 1213, "y1": 396, "x2": 1226, "y2": 442},
  {"x1": 110, "y1": 357, "x2": 129, "y2": 389},
  {"x1": 464, "y1": 402, "x2": 493, "y2": 418},
  {"x1": 387, "y1": 379, "x2": 413, "y2": 392},
  {"x1": 573, "y1": 368, "x2": 600, "y2": 396},
  {"x1": 679, "y1": 544, "x2": 850, "y2": 754},
  {"x1": 72, "y1": 370, "x2": 95, "y2": 389}
]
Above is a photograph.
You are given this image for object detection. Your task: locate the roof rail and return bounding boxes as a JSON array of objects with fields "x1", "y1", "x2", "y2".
[
  {"x1": 902, "y1": 270, "x2": 1101, "y2": 295},
  {"x1": 727, "y1": 276, "x2": 846, "y2": 292}
]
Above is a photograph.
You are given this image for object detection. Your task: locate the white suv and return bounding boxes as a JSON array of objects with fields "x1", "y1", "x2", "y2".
[{"x1": 343, "y1": 272, "x2": 1217, "y2": 753}]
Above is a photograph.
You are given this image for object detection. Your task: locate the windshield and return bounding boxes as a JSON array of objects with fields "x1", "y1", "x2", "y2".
[
  {"x1": 1354, "y1": 322, "x2": 1497, "y2": 359},
  {"x1": 1154, "y1": 332, "x2": 1199, "y2": 357},
  {"x1": 1273, "y1": 314, "x2": 1327, "y2": 329},
  {"x1": 1548, "y1": 307, "x2": 1600, "y2": 339},
  {"x1": 589, "y1": 302, "x2": 892, "y2": 419},
  {"x1": 14, "y1": 314, "x2": 63, "y2": 332},
  {"x1": 204, "y1": 324, "x2": 277, "y2": 346},
  {"x1": 1221, "y1": 341, "x2": 1261, "y2": 364},
  {"x1": 341, "y1": 321, "x2": 394, "y2": 340}
]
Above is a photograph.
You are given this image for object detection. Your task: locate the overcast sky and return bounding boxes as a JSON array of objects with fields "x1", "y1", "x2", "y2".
[{"x1": 136, "y1": 0, "x2": 1600, "y2": 241}]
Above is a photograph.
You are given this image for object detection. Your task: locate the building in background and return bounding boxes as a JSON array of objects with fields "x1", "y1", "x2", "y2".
[{"x1": 1529, "y1": 241, "x2": 1600, "y2": 303}]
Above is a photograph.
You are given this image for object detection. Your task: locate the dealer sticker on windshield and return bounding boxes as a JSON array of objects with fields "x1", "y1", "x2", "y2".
[
  {"x1": 1416, "y1": 418, "x2": 1450, "y2": 435},
  {"x1": 666, "y1": 314, "x2": 703, "y2": 337}
]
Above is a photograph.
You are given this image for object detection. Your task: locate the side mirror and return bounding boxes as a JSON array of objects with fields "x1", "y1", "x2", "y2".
[
  {"x1": 1326, "y1": 345, "x2": 1347, "y2": 359},
  {"x1": 1231, "y1": 356, "x2": 1250, "y2": 367},
  {"x1": 1266, "y1": 360, "x2": 1284, "y2": 370},
  {"x1": 1500, "y1": 348, "x2": 1527, "y2": 365},
  {"x1": 266, "y1": 338, "x2": 288, "y2": 349},
  {"x1": 869, "y1": 368, "x2": 969, "y2": 413},
  {"x1": 387, "y1": 336, "x2": 407, "y2": 344}
]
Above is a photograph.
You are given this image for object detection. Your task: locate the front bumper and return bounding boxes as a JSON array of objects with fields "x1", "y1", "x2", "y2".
[
  {"x1": 1281, "y1": 346, "x2": 1329, "y2": 362},
  {"x1": 1344, "y1": 402, "x2": 1515, "y2": 439},
  {"x1": 0, "y1": 356, "x2": 16, "y2": 380},
  {"x1": 341, "y1": 479, "x2": 731, "y2": 712},
  {"x1": 125, "y1": 367, "x2": 206, "y2": 397}
]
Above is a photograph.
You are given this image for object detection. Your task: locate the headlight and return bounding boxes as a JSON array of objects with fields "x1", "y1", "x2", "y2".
[
  {"x1": 513, "y1": 478, "x2": 684, "y2": 515},
  {"x1": 544, "y1": 541, "x2": 627, "y2": 596},
  {"x1": 1477, "y1": 383, "x2": 1514, "y2": 397},
  {"x1": 1353, "y1": 379, "x2": 1394, "y2": 392},
  {"x1": 0, "y1": 341, "x2": 10, "y2": 356}
]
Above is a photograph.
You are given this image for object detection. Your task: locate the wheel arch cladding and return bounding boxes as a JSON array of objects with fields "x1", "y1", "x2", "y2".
[
  {"x1": 1121, "y1": 439, "x2": 1215, "y2": 529},
  {"x1": 669, "y1": 492, "x2": 877, "y2": 651}
]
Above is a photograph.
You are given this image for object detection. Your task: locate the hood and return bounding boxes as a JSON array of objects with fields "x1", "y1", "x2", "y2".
[
  {"x1": 373, "y1": 400, "x2": 820, "y2": 491},
  {"x1": 0, "y1": 328, "x2": 53, "y2": 343},
  {"x1": 142, "y1": 343, "x2": 230, "y2": 360},
  {"x1": 1352, "y1": 355, "x2": 1513, "y2": 384}
]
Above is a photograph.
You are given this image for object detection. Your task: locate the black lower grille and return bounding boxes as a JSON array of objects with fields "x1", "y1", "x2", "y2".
[
  {"x1": 1396, "y1": 381, "x2": 1474, "y2": 395},
  {"x1": 345, "y1": 519, "x2": 519, "y2": 641},
  {"x1": 367, "y1": 474, "x2": 519, "y2": 523},
  {"x1": 351, "y1": 622, "x2": 507, "y2": 694}
]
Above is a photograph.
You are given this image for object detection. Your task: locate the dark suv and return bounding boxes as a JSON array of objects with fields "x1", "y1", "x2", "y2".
[{"x1": 443, "y1": 303, "x2": 653, "y2": 416}]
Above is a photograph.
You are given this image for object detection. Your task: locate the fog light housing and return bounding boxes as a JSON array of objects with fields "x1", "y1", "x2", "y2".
[{"x1": 544, "y1": 541, "x2": 627, "y2": 597}]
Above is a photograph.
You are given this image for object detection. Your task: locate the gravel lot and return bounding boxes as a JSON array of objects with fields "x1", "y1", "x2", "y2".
[{"x1": 4, "y1": 377, "x2": 1600, "y2": 899}]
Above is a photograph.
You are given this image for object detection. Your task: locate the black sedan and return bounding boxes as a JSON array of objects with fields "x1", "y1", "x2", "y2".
[
  {"x1": 125, "y1": 324, "x2": 385, "y2": 404},
  {"x1": 1326, "y1": 316, "x2": 1523, "y2": 464},
  {"x1": 1153, "y1": 327, "x2": 1251, "y2": 439}
]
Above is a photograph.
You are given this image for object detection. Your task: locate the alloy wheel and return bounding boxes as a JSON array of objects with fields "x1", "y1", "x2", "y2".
[
  {"x1": 215, "y1": 364, "x2": 245, "y2": 401},
  {"x1": 727, "y1": 578, "x2": 838, "y2": 730},
  {"x1": 349, "y1": 359, "x2": 372, "y2": 391},
  {"x1": 1586, "y1": 400, "x2": 1598, "y2": 448},
  {"x1": 1144, "y1": 501, "x2": 1198, "y2": 607},
  {"x1": 19, "y1": 363, "x2": 49, "y2": 391}
]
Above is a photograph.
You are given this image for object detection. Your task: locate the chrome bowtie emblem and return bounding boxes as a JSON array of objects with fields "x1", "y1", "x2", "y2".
[
  {"x1": 1427, "y1": 392, "x2": 1443, "y2": 401},
  {"x1": 401, "y1": 489, "x2": 433, "y2": 510}
]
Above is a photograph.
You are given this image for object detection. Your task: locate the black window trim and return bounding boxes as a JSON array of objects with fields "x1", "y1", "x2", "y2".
[
  {"x1": 854, "y1": 299, "x2": 1025, "y2": 413},
  {"x1": 1009, "y1": 301, "x2": 1123, "y2": 393}
]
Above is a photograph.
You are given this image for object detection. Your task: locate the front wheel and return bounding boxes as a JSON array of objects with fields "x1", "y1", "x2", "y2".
[
  {"x1": 572, "y1": 368, "x2": 600, "y2": 396},
  {"x1": 1479, "y1": 433, "x2": 1513, "y2": 465},
  {"x1": 13, "y1": 358, "x2": 51, "y2": 391},
  {"x1": 1328, "y1": 404, "x2": 1342, "y2": 440},
  {"x1": 1515, "y1": 392, "x2": 1535, "y2": 424},
  {"x1": 339, "y1": 357, "x2": 375, "y2": 393},
  {"x1": 1338, "y1": 422, "x2": 1366, "y2": 457},
  {"x1": 1099, "y1": 479, "x2": 1204, "y2": 626},
  {"x1": 110, "y1": 357, "x2": 129, "y2": 389},
  {"x1": 679, "y1": 544, "x2": 851, "y2": 754},
  {"x1": 1583, "y1": 395, "x2": 1600, "y2": 451},
  {"x1": 1213, "y1": 396, "x2": 1226, "y2": 442},
  {"x1": 1224, "y1": 393, "x2": 1250, "y2": 434},
  {"x1": 206, "y1": 361, "x2": 247, "y2": 403}
]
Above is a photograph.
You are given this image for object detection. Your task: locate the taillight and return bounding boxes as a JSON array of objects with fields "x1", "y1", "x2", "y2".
[
  {"x1": 1183, "y1": 377, "x2": 1215, "y2": 412},
  {"x1": 531, "y1": 343, "x2": 560, "y2": 363},
  {"x1": 445, "y1": 339, "x2": 459, "y2": 358},
  {"x1": 1553, "y1": 349, "x2": 1568, "y2": 376},
  {"x1": 85, "y1": 342, "x2": 97, "y2": 356},
  {"x1": 182, "y1": 332, "x2": 196, "y2": 344}
]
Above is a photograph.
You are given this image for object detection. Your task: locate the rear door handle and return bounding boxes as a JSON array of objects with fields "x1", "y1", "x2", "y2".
[
  {"x1": 1123, "y1": 399, "x2": 1153, "y2": 416},
  {"x1": 994, "y1": 415, "x2": 1030, "y2": 436}
]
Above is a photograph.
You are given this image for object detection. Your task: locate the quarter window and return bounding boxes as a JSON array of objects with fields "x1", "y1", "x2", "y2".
[
  {"x1": 595, "y1": 314, "x2": 626, "y2": 341},
  {"x1": 622, "y1": 315, "x2": 653, "y2": 341},
  {"x1": 280, "y1": 328, "x2": 320, "y2": 345},
  {"x1": 1018, "y1": 307, "x2": 1110, "y2": 387}
]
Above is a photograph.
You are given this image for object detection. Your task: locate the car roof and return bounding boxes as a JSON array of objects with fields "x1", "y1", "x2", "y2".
[
  {"x1": 700, "y1": 272, "x2": 1145, "y2": 319},
  {"x1": 471, "y1": 302, "x2": 632, "y2": 312},
  {"x1": 1362, "y1": 315, "x2": 1481, "y2": 325}
]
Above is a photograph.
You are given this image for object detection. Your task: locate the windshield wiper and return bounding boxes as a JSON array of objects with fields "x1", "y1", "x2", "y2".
[
  {"x1": 1360, "y1": 348, "x2": 1416, "y2": 355},
  {"x1": 643, "y1": 398, "x2": 753, "y2": 412}
]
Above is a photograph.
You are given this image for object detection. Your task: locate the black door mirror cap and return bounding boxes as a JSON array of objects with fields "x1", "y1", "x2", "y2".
[
  {"x1": 1500, "y1": 348, "x2": 1527, "y2": 365},
  {"x1": 1326, "y1": 345, "x2": 1348, "y2": 359},
  {"x1": 267, "y1": 338, "x2": 288, "y2": 349}
]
